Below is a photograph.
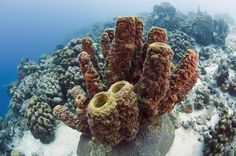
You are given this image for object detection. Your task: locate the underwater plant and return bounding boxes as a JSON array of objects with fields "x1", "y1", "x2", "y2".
[{"x1": 53, "y1": 16, "x2": 199, "y2": 146}]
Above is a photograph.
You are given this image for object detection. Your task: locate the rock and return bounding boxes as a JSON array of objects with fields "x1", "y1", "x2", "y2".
[
  {"x1": 194, "y1": 102, "x2": 204, "y2": 110},
  {"x1": 223, "y1": 150, "x2": 234, "y2": 156},
  {"x1": 196, "y1": 117, "x2": 205, "y2": 125},
  {"x1": 77, "y1": 114, "x2": 175, "y2": 156},
  {"x1": 216, "y1": 66, "x2": 229, "y2": 87},
  {"x1": 182, "y1": 121, "x2": 190, "y2": 129},
  {"x1": 10, "y1": 150, "x2": 23, "y2": 156},
  {"x1": 183, "y1": 104, "x2": 193, "y2": 114},
  {"x1": 53, "y1": 97, "x2": 63, "y2": 104},
  {"x1": 228, "y1": 82, "x2": 236, "y2": 96}
]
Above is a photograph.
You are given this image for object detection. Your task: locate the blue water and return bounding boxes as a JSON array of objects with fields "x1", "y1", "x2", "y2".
[
  {"x1": 0, "y1": 0, "x2": 159, "y2": 117},
  {"x1": 1, "y1": 0, "x2": 235, "y2": 117}
]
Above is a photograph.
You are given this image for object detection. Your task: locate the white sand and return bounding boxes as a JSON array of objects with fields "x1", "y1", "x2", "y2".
[{"x1": 15, "y1": 123, "x2": 81, "y2": 156}]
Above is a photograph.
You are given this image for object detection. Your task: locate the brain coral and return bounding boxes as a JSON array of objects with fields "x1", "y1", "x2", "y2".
[{"x1": 27, "y1": 96, "x2": 56, "y2": 143}]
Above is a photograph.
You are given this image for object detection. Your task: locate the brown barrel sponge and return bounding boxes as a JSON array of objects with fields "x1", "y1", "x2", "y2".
[
  {"x1": 136, "y1": 42, "x2": 173, "y2": 123},
  {"x1": 87, "y1": 92, "x2": 121, "y2": 145},
  {"x1": 108, "y1": 81, "x2": 139, "y2": 141}
]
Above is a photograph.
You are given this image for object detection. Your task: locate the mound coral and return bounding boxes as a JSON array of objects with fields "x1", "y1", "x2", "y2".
[
  {"x1": 27, "y1": 96, "x2": 56, "y2": 143},
  {"x1": 145, "y1": 2, "x2": 229, "y2": 46},
  {"x1": 203, "y1": 107, "x2": 236, "y2": 155},
  {"x1": 168, "y1": 30, "x2": 195, "y2": 63},
  {"x1": 53, "y1": 16, "x2": 199, "y2": 146}
]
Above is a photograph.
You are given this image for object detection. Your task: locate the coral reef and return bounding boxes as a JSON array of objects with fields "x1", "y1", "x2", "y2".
[
  {"x1": 203, "y1": 107, "x2": 236, "y2": 155},
  {"x1": 26, "y1": 96, "x2": 56, "y2": 143},
  {"x1": 168, "y1": 30, "x2": 195, "y2": 63},
  {"x1": 198, "y1": 47, "x2": 212, "y2": 61},
  {"x1": 6, "y1": 38, "x2": 85, "y2": 143},
  {"x1": 0, "y1": 110, "x2": 27, "y2": 156},
  {"x1": 214, "y1": 13, "x2": 235, "y2": 25},
  {"x1": 108, "y1": 81, "x2": 139, "y2": 141},
  {"x1": 191, "y1": 10, "x2": 215, "y2": 46},
  {"x1": 213, "y1": 19, "x2": 229, "y2": 45},
  {"x1": 17, "y1": 58, "x2": 39, "y2": 80},
  {"x1": 10, "y1": 150, "x2": 23, "y2": 156},
  {"x1": 0, "y1": 129, "x2": 10, "y2": 156},
  {"x1": 87, "y1": 92, "x2": 121, "y2": 145},
  {"x1": 150, "y1": 2, "x2": 180, "y2": 31},
  {"x1": 2, "y1": 2, "x2": 236, "y2": 156},
  {"x1": 53, "y1": 85, "x2": 91, "y2": 135},
  {"x1": 216, "y1": 59, "x2": 236, "y2": 96},
  {"x1": 54, "y1": 16, "x2": 199, "y2": 146},
  {"x1": 145, "y1": 2, "x2": 229, "y2": 46},
  {"x1": 191, "y1": 9, "x2": 229, "y2": 46},
  {"x1": 228, "y1": 82, "x2": 236, "y2": 96},
  {"x1": 81, "y1": 37, "x2": 99, "y2": 68},
  {"x1": 142, "y1": 26, "x2": 167, "y2": 64},
  {"x1": 2, "y1": 2, "x2": 235, "y2": 156}
]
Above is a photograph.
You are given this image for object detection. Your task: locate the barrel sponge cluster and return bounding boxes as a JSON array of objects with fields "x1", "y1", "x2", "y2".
[
  {"x1": 54, "y1": 81, "x2": 139, "y2": 145},
  {"x1": 53, "y1": 16, "x2": 199, "y2": 146},
  {"x1": 87, "y1": 81, "x2": 139, "y2": 145},
  {"x1": 27, "y1": 96, "x2": 56, "y2": 143}
]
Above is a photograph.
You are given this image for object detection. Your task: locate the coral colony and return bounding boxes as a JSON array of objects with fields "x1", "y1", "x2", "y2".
[
  {"x1": 2, "y1": 2, "x2": 235, "y2": 156},
  {"x1": 53, "y1": 16, "x2": 199, "y2": 146}
]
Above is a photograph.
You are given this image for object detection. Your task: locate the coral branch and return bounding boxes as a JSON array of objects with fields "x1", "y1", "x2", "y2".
[{"x1": 78, "y1": 51, "x2": 104, "y2": 97}]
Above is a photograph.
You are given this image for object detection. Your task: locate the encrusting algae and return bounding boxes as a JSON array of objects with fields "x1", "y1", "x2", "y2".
[{"x1": 53, "y1": 16, "x2": 199, "y2": 146}]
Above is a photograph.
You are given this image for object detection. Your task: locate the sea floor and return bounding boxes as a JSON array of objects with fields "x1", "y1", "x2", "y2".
[{"x1": 5, "y1": 22, "x2": 236, "y2": 156}]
